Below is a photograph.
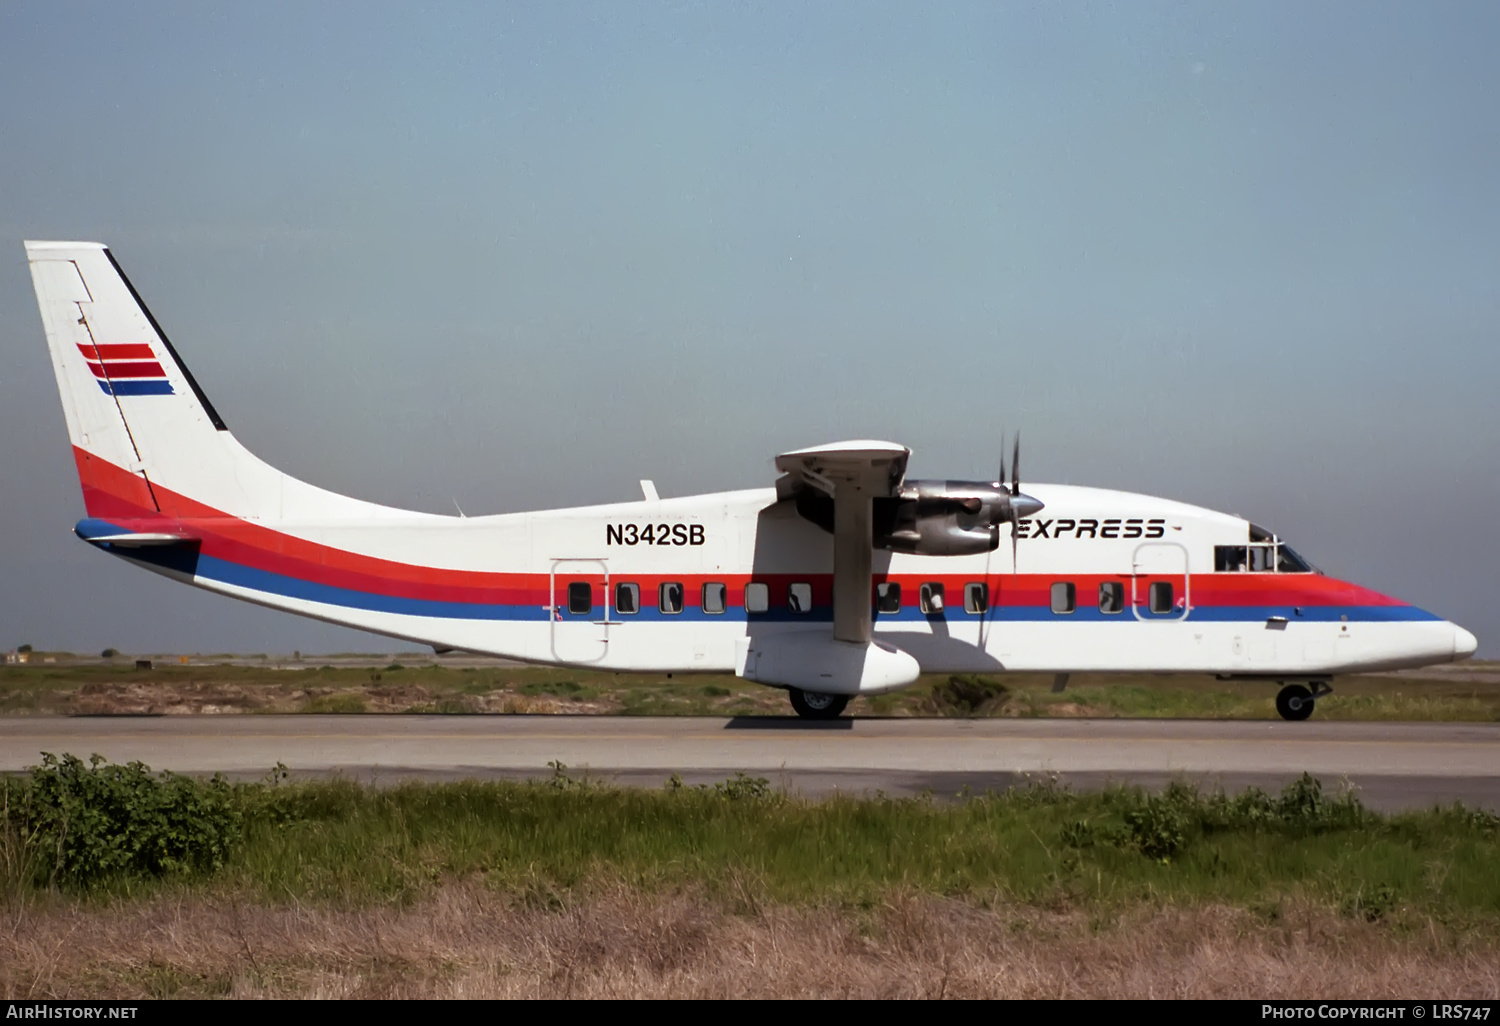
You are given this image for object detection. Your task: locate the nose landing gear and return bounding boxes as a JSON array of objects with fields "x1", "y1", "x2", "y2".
[{"x1": 1275, "y1": 680, "x2": 1333, "y2": 721}]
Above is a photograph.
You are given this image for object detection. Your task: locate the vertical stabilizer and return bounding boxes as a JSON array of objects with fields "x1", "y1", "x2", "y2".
[{"x1": 25, "y1": 241, "x2": 420, "y2": 523}]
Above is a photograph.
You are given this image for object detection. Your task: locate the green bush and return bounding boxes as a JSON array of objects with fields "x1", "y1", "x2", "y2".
[
  {"x1": 1344, "y1": 881, "x2": 1399, "y2": 922},
  {"x1": 1064, "y1": 775, "x2": 1373, "y2": 863},
  {"x1": 712, "y1": 772, "x2": 774, "y2": 802},
  {"x1": 1458, "y1": 806, "x2": 1500, "y2": 834},
  {"x1": 1195, "y1": 773, "x2": 1368, "y2": 834},
  {"x1": 1125, "y1": 788, "x2": 1192, "y2": 860},
  {"x1": 4, "y1": 753, "x2": 241, "y2": 889}
]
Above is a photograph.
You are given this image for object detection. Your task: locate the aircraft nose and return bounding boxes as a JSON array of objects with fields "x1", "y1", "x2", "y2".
[{"x1": 1453, "y1": 625, "x2": 1478, "y2": 661}]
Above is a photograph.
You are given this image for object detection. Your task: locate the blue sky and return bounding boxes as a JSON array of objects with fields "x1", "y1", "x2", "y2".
[{"x1": 1, "y1": 2, "x2": 1496, "y2": 655}]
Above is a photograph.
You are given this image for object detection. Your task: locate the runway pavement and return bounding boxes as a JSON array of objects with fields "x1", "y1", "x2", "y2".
[{"x1": 2, "y1": 716, "x2": 1497, "y2": 811}]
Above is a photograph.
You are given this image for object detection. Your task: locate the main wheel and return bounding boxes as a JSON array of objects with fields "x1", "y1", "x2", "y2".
[
  {"x1": 1276, "y1": 683, "x2": 1315, "y2": 721},
  {"x1": 788, "y1": 688, "x2": 849, "y2": 720}
]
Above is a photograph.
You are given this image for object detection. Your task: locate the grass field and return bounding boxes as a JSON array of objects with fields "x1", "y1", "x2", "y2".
[
  {"x1": 4, "y1": 660, "x2": 1494, "y2": 997},
  {"x1": 1, "y1": 655, "x2": 1498, "y2": 720},
  {"x1": 2, "y1": 759, "x2": 1498, "y2": 997}
]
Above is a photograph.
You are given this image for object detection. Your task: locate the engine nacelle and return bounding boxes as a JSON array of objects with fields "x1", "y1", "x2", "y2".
[
  {"x1": 791, "y1": 478, "x2": 1041, "y2": 557},
  {"x1": 883, "y1": 515, "x2": 999, "y2": 555},
  {"x1": 880, "y1": 479, "x2": 1006, "y2": 555},
  {"x1": 896, "y1": 479, "x2": 1009, "y2": 516}
]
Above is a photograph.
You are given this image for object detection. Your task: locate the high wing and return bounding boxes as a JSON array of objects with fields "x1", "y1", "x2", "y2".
[{"x1": 774, "y1": 440, "x2": 910, "y2": 643}]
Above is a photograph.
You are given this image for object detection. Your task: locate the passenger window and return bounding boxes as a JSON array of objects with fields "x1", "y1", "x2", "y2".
[
  {"x1": 1149, "y1": 581, "x2": 1174, "y2": 614},
  {"x1": 1098, "y1": 581, "x2": 1125, "y2": 614},
  {"x1": 567, "y1": 581, "x2": 593, "y2": 615},
  {"x1": 1050, "y1": 582, "x2": 1076, "y2": 614},
  {"x1": 1215, "y1": 545, "x2": 1248, "y2": 572},
  {"x1": 919, "y1": 582, "x2": 945, "y2": 615},
  {"x1": 744, "y1": 582, "x2": 769, "y2": 614},
  {"x1": 788, "y1": 582, "x2": 813, "y2": 613},
  {"x1": 702, "y1": 582, "x2": 726, "y2": 615},
  {"x1": 876, "y1": 582, "x2": 901, "y2": 614},
  {"x1": 964, "y1": 582, "x2": 988, "y2": 615},
  {"x1": 659, "y1": 581, "x2": 684, "y2": 614},
  {"x1": 615, "y1": 582, "x2": 639, "y2": 615}
]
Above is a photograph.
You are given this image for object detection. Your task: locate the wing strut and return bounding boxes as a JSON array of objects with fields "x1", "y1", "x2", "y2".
[
  {"x1": 774, "y1": 440, "x2": 910, "y2": 645},
  {"x1": 832, "y1": 476, "x2": 874, "y2": 643}
]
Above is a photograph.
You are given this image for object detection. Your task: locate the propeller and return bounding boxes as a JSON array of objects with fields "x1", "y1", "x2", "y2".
[
  {"x1": 997, "y1": 433, "x2": 1007, "y2": 495},
  {"x1": 1009, "y1": 432, "x2": 1021, "y2": 572},
  {"x1": 998, "y1": 431, "x2": 1043, "y2": 574},
  {"x1": 981, "y1": 435, "x2": 1004, "y2": 651},
  {"x1": 984, "y1": 431, "x2": 1044, "y2": 647}
]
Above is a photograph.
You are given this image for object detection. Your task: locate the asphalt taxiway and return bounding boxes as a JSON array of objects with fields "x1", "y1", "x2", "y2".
[{"x1": 2, "y1": 716, "x2": 1496, "y2": 811}]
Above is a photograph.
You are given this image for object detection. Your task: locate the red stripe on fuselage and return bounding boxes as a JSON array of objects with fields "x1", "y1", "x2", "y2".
[
  {"x1": 73, "y1": 449, "x2": 158, "y2": 519},
  {"x1": 68, "y1": 446, "x2": 1408, "y2": 611},
  {"x1": 72, "y1": 446, "x2": 545, "y2": 603}
]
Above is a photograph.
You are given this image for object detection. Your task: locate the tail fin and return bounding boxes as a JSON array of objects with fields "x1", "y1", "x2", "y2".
[{"x1": 25, "y1": 241, "x2": 410, "y2": 523}]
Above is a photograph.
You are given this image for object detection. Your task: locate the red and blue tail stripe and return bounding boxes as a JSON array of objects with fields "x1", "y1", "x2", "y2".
[{"x1": 78, "y1": 343, "x2": 174, "y2": 396}]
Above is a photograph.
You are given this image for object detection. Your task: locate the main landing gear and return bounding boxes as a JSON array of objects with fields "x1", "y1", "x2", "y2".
[
  {"x1": 1275, "y1": 681, "x2": 1333, "y2": 721},
  {"x1": 789, "y1": 688, "x2": 849, "y2": 720}
]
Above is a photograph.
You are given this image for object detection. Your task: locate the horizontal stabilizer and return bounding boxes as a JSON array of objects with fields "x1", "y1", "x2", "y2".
[{"x1": 74, "y1": 518, "x2": 196, "y2": 547}]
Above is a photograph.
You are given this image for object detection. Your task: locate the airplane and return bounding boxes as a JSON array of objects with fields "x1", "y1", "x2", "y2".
[{"x1": 24, "y1": 241, "x2": 1479, "y2": 720}]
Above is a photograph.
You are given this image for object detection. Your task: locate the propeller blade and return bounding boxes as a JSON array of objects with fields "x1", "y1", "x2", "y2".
[
  {"x1": 1011, "y1": 433, "x2": 1021, "y2": 495},
  {"x1": 1011, "y1": 505, "x2": 1020, "y2": 575},
  {"x1": 997, "y1": 431, "x2": 1006, "y2": 490}
]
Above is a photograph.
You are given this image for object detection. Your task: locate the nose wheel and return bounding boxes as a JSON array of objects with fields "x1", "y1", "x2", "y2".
[
  {"x1": 789, "y1": 688, "x2": 849, "y2": 720},
  {"x1": 1275, "y1": 681, "x2": 1332, "y2": 721}
]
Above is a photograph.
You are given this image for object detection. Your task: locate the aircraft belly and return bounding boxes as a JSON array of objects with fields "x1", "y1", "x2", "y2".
[{"x1": 953, "y1": 619, "x2": 1452, "y2": 676}]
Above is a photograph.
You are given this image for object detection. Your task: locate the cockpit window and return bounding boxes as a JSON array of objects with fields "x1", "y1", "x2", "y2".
[
  {"x1": 1277, "y1": 545, "x2": 1315, "y2": 574},
  {"x1": 1215, "y1": 546, "x2": 1247, "y2": 572},
  {"x1": 1217, "y1": 526, "x2": 1319, "y2": 574}
]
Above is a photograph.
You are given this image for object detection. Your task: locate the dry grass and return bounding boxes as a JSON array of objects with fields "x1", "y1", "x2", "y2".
[
  {"x1": 2, "y1": 885, "x2": 1497, "y2": 999},
  {"x1": 54, "y1": 680, "x2": 620, "y2": 717}
]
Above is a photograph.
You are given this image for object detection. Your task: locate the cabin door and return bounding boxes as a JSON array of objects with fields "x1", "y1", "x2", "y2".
[
  {"x1": 1131, "y1": 542, "x2": 1191, "y2": 621},
  {"x1": 549, "y1": 559, "x2": 610, "y2": 664}
]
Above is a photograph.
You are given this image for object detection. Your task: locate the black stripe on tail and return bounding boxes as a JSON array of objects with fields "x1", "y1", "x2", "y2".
[{"x1": 103, "y1": 248, "x2": 229, "y2": 431}]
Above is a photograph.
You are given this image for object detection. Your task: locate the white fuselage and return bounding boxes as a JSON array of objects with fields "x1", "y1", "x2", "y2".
[{"x1": 109, "y1": 481, "x2": 1467, "y2": 684}]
